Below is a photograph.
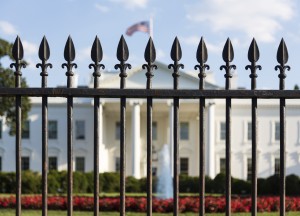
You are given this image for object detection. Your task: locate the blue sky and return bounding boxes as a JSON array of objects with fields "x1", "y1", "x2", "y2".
[{"x1": 1, "y1": 0, "x2": 300, "y2": 89}]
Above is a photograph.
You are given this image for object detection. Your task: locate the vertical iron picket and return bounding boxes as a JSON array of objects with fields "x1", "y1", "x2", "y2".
[
  {"x1": 89, "y1": 36, "x2": 105, "y2": 216},
  {"x1": 246, "y1": 38, "x2": 261, "y2": 216},
  {"x1": 36, "y1": 36, "x2": 52, "y2": 216},
  {"x1": 168, "y1": 37, "x2": 184, "y2": 216},
  {"x1": 62, "y1": 36, "x2": 77, "y2": 216},
  {"x1": 115, "y1": 35, "x2": 131, "y2": 216},
  {"x1": 220, "y1": 38, "x2": 236, "y2": 216},
  {"x1": 142, "y1": 37, "x2": 157, "y2": 216},
  {"x1": 10, "y1": 36, "x2": 26, "y2": 216},
  {"x1": 275, "y1": 38, "x2": 290, "y2": 216},
  {"x1": 195, "y1": 37, "x2": 209, "y2": 216}
]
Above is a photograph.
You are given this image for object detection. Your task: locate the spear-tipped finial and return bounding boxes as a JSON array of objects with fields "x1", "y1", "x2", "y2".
[
  {"x1": 116, "y1": 35, "x2": 129, "y2": 62},
  {"x1": 275, "y1": 38, "x2": 290, "y2": 90},
  {"x1": 195, "y1": 37, "x2": 210, "y2": 90},
  {"x1": 64, "y1": 35, "x2": 76, "y2": 62},
  {"x1": 143, "y1": 37, "x2": 157, "y2": 89},
  {"x1": 245, "y1": 38, "x2": 261, "y2": 90},
  {"x1": 89, "y1": 36, "x2": 105, "y2": 89},
  {"x1": 115, "y1": 35, "x2": 131, "y2": 89},
  {"x1": 220, "y1": 38, "x2": 236, "y2": 90}
]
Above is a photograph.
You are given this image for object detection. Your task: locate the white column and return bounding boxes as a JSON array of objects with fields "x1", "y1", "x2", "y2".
[
  {"x1": 132, "y1": 101, "x2": 141, "y2": 179},
  {"x1": 99, "y1": 102, "x2": 108, "y2": 172},
  {"x1": 207, "y1": 101, "x2": 215, "y2": 178},
  {"x1": 167, "y1": 100, "x2": 174, "y2": 177}
]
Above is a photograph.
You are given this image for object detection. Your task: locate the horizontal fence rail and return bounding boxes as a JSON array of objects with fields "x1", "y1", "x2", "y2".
[{"x1": 6, "y1": 35, "x2": 292, "y2": 216}]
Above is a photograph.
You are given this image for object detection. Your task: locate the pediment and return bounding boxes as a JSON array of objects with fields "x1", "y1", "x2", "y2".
[{"x1": 98, "y1": 62, "x2": 218, "y2": 89}]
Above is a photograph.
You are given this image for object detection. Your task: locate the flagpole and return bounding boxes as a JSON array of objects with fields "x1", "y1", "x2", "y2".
[{"x1": 149, "y1": 16, "x2": 153, "y2": 39}]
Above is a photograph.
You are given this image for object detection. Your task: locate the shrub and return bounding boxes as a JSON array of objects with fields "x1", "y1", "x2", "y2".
[
  {"x1": 232, "y1": 178, "x2": 251, "y2": 195},
  {"x1": 0, "y1": 172, "x2": 16, "y2": 193},
  {"x1": 213, "y1": 173, "x2": 226, "y2": 194},
  {"x1": 286, "y1": 174, "x2": 300, "y2": 196},
  {"x1": 48, "y1": 170, "x2": 61, "y2": 194},
  {"x1": 73, "y1": 172, "x2": 88, "y2": 193},
  {"x1": 126, "y1": 176, "x2": 140, "y2": 192},
  {"x1": 21, "y1": 171, "x2": 41, "y2": 194},
  {"x1": 101, "y1": 172, "x2": 120, "y2": 192}
]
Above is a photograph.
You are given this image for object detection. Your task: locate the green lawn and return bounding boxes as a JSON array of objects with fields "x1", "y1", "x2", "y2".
[{"x1": 0, "y1": 210, "x2": 299, "y2": 216}]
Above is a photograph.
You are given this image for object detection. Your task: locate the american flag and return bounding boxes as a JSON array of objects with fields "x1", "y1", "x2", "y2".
[{"x1": 126, "y1": 21, "x2": 150, "y2": 36}]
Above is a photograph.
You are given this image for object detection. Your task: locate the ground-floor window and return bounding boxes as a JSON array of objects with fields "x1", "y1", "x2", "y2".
[
  {"x1": 220, "y1": 158, "x2": 226, "y2": 174},
  {"x1": 152, "y1": 167, "x2": 157, "y2": 176},
  {"x1": 75, "y1": 157, "x2": 85, "y2": 172},
  {"x1": 247, "y1": 158, "x2": 252, "y2": 181},
  {"x1": 21, "y1": 157, "x2": 30, "y2": 171},
  {"x1": 115, "y1": 157, "x2": 120, "y2": 172},
  {"x1": 180, "y1": 157, "x2": 189, "y2": 175},
  {"x1": 275, "y1": 158, "x2": 280, "y2": 175},
  {"x1": 49, "y1": 157, "x2": 58, "y2": 170}
]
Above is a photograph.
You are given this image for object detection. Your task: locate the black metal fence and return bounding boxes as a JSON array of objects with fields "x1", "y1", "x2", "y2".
[{"x1": 5, "y1": 35, "x2": 296, "y2": 216}]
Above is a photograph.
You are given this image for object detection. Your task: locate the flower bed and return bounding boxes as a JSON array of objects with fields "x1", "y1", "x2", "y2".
[{"x1": 0, "y1": 196, "x2": 300, "y2": 213}]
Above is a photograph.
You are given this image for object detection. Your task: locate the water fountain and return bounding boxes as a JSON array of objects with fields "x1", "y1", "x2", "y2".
[{"x1": 156, "y1": 144, "x2": 173, "y2": 199}]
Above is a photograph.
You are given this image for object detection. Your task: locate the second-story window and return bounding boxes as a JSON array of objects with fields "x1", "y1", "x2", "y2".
[
  {"x1": 180, "y1": 122, "x2": 189, "y2": 140},
  {"x1": 220, "y1": 122, "x2": 226, "y2": 141},
  {"x1": 48, "y1": 120, "x2": 57, "y2": 139},
  {"x1": 75, "y1": 120, "x2": 85, "y2": 140},
  {"x1": 152, "y1": 122, "x2": 157, "y2": 140},
  {"x1": 115, "y1": 122, "x2": 120, "y2": 140},
  {"x1": 22, "y1": 120, "x2": 30, "y2": 139},
  {"x1": 247, "y1": 122, "x2": 252, "y2": 141},
  {"x1": 0, "y1": 120, "x2": 2, "y2": 139},
  {"x1": 275, "y1": 122, "x2": 280, "y2": 141}
]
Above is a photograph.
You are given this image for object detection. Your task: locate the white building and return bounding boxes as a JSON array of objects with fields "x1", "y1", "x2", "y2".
[{"x1": 0, "y1": 62, "x2": 299, "y2": 181}]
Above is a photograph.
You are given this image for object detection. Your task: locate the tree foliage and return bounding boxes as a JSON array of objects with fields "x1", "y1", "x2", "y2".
[{"x1": 0, "y1": 38, "x2": 31, "y2": 135}]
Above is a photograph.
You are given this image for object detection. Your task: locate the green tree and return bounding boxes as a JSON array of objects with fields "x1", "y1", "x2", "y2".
[
  {"x1": 294, "y1": 84, "x2": 299, "y2": 90},
  {"x1": 0, "y1": 38, "x2": 31, "y2": 134}
]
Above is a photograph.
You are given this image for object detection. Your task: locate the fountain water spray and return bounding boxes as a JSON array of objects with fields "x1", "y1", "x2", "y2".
[{"x1": 156, "y1": 144, "x2": 173, "y2": 199}]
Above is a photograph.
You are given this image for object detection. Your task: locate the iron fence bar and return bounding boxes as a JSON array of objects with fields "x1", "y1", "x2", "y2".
[
  {"x1": 41, "y1": 95, "x2": 48, "y2": 216},
  {"x1": 143, "y1": 37, "x2": 157, "y2": 216},
  {"x1": 15, "y1": 96, "x2": 21, "y2": 216},
  {"x1": 221, "y1": 38, "x2": 236, "y2": 216},
  {"x1": 62, "y1": 36, "x2": 77, "y2": 216},
  {"x1": 280, "y1": 98, "x2": 286, "y2": 216},
  {"x1": 173, "y1": 97, "x2": 179, "y2": 216},
  {"x1": 10, "y1": 36, "x2": 26, "y2": 216},
  {"x1": 115, "y1": 35, "x2": 131, "y2": 216},
  {"x1": 275, "y1": 38, "x2": 290, "y2": 216},
  {"x1": 146, "y1": 97, "x2": 152, "y2": 216},
  {"x1": 94, "y1": 96, "x2": 100, "y2": 216},
  {"x1": 251, "y1": 98, "x2": 257, "y2": 216},
  {"x1": 245, "y1": 38, "x2": 261, "y2": 216},
  {"x1": 168, "y1": 37, "x2": 183, "y2": 216},
  {"x1": 37, "y1": 36, "x2": 52, "y2": 216},
  {"x1": 120, "y1": 97, "x2": 126, "y2": 216},
  {"x1": 225, "y1": 97, "x2": 231, "y2": 216},
  {"x1": 89, "y1": 36, "x2": 104, "y2": 216},
  {"x1": 67, "y1": 96, "x2": 73, "y2": 216},
  {"x1": 195, "y1": 36, "x2": 209, "y2": 216},
  {"x1": 199, "y1": 98, "x2": 205, "y2": 216}
]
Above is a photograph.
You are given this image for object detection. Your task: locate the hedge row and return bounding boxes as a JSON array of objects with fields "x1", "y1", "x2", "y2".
[{"x1": 0, "y1": 171, "x2": 299, "y2": 195}]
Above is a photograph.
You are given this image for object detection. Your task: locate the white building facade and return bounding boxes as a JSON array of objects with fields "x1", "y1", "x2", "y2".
[{"x1": 0, "y1": 62, "x2": 299, "y2": 181}]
